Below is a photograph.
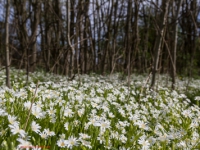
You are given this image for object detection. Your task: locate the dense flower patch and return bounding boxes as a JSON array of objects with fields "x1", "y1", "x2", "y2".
[{"x1": 0, "y1": 69, "x2": 200, "y2": 149}]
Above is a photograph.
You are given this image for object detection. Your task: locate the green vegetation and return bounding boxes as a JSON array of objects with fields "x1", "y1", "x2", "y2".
[{"x1": 0, "y1": 69, "x2": 200, "y2": 150}]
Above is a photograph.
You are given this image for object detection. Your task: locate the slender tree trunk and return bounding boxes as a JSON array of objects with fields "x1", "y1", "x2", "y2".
[
  {"x1": 142, "y1": 5, "x2": 150, "y2": 73},
  {"x1": 78, "y1": 1, "x2": 84, "y2": 74},
  {"x1": 30, "y1": 0, "x2": 41, "y2": 72},
  {"x1": 42, "y1": 1, "x2": 50, "y2": 72},
  {"x1": 124, "y1": 0, "x2": 132, "y2": 76},
  {"x1": 87, "y1": 16, "x2": 95, "y2": 72},
  {"x1": 101, "y1": 1, "x2": 112, "y2": 75},
  {"x1": 84, "y1": 17, "x2": 88, "y2": 73},
  {"x1": 188, "y1": 0, "x2": 197, "y2": 79},
  {"x1": 54, "y1": 0, "x2": 61, "y2": 74},
  {"x1": 151, "y1": 0, "x2": 170, "y2": 89},
  {"x1": 92, "y1": 2, "x2": 96, "y2": 72},
  {"x1": 84, "y1": 0, "x2": 90, "y2": 73},
  {"x1": 132, "y1": 0, "x2": 139, "y2": 72},
  {"x1": 67, "y1": 0, "x2": 75, "y2": 78},
  {"x1": 171, "y1": 0, "x2": 183, "y2": 89},
  {"x1": 5, "y1": 0, "x2": 11, "y2": 88},
  {"x1": 125, "y1": 0, "x2": 132, "y2": 87}
]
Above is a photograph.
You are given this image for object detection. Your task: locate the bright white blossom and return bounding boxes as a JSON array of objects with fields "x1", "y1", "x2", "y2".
[
  {"x1": 9, "y1": 123, "x2": 26, "y2": 138},
  {"x1": 57, "y1": 139, "x2": 67, "y2": 148},
  {"x1": 31, "y1": 121, "x2": 41, "y2": 134},
  {"x1": 138, "y1": 136, "x2": 150, "y2": 150},
  {"x1": 65, "y1": 136, "x2": 79, "y2": 149}
]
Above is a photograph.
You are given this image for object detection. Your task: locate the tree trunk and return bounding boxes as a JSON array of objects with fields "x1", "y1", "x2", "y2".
[
  {"x1": 151, "y1": 0, "x2": 170, "y2": 89},
  {"x1": 171, "y1": 0, "x2": 183, "y2": 89},
  {"x1": 124, "y1": 0, "x2": 133, "y2": 76},
  {"x1": 30, "y1": 0, "x2": 41, "y2": 72},
  {"x1": 5, "y1": 0, "x2": 11, "y2": 88},
  {"x1": 142, "y1": 5, "x2": 150, "y2": 73},
  {"x1": 132, "y1": 0, "x2": 140, "y2": 72},
  {"x1": 67, "y1": 0, "x2": 75, "y2": 78},
  {"x1": 124, "y1": 0, "x2": 133, "y2": 87}
]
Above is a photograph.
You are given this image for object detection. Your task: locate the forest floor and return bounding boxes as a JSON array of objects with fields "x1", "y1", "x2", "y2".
[{"x1": 0, "y1": 68, "x2": 200, "y2": 150}]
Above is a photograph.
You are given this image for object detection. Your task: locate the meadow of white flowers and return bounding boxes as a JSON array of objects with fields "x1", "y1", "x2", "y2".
[{"x1": 0, "y1": 69, "x2": 200, "y2": 150}]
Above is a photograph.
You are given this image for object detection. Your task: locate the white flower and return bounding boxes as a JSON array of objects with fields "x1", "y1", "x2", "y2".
[
  {"x1": 17, "y1": 138, "x2": 32, "y2": 150},
  {"x1": 66, "y1": 136, "x2": 79, "y2": 149},
  {"x1": 194, "y1": 96, "x2": 200, "y2": 101},
  {"x1": 9, "y1": 124, "x2": 26, "y2": 138},
  {"x1": 57, "y1": 139, "x2": 67, "y2": 148},
  {"x1": 56, "y1": 99, "x2": 65, "y2": 106},
  {"x1": 128, "y1": 114, "x2": 139, "y2": 122},
  {"x1": 138, "y1": 136, "x2": 150, "y2": 150},
  {"x1": 111, "y1": 131, "x2": 120, "y2": 140},
  {"x1": 108, "y1": 112, "x2": 115, "y2": 118},
  {"x1": 35, "y1": 101, "x2": 43, "y2": 110},
  {"x1": 97, "y1": 134, "x2": 105, "y2": 144},
  {"x1": 8, "y1": 115, "x2": 18, "y2": 125},
  {"x1": 64, "y1": 108, "x2": 74, "y2": 117},
  {"x1": 190, "y1": 121, "x2": 199, "y2": 129},
  {"x1": 79, "y1": 133, "x2": 91, "y2": 140},
  {"x1": 47, "y1": 107, "x2": 56, "y2": 116},
  {"x1": 50, "y1": 116, "x2": 56, "y2": 123},
  {"x1": 181, "y1": 109, "x2": 193, "y2": 118},
  {"x1": 64, "y1": 122, "x2": 69, "y2": 130},
  {"x1": 39, "y1": 131, "x2": 48, "y2": 139},
  {"x1": 136, "y1": 120, "x2": 149, "y2": 131},
  {"x1": 178, "y1": 129, "x2": 187, "y2": 137},
  {"x1": 73, "y1": 120, "x2": 80, "y2": 126},
  {"x1": 99, "y1": 120, "x2": 111, "y2": 133},
  {"x1": 31, "y1": 121, "x2": 41, "y2": 134},
  {"x1": 80, "y1": 139, "x2": 92, "y2": 149},
  {"x1": 10, "y1": 98, "x2": 15, "y2": 103},
  {"x1": 31, "y1": 146, "x2": 42, "y2": 150},
  {"x1": 24, "y1": 101, "x2": 34, "y2": 109},
  {"x1": 148, "y1": 136, "x2": 156, "y2": 145},
  {"x1": 59, "y1": 133, "x2": 65, "y2": 139},
  {"x1": 44, "y1": 128, "x2": 55, "y2": 136},
  {"x1": 178, "y1": 141, "x2": 187, "y2": 148},
  {"x1": 120, "y1": 134, "x2": 127, "y2": 144},
  {"x1": 78, "y1": 108, "x2": 85, "y2": 117},
  {"x1": 119, "y1": 146, "x2": 130, "y2": 150},
  {"x1": 32, "y1": 107, "x2": 44, "y2": 119},
  {"x1": 158, "y1": 133, "x2": 170, "y2": 142},
  {"x1": 0, "y1": 108, "x2": 7, "y2": 116},
  {"x1": 118, "y1": 108, "x2": 126, "y2": 117},
  {"x1": 88, "y1": 117, "x2": 99, "y2": 126}
]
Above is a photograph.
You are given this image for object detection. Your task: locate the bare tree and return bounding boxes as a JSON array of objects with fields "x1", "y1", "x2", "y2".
[
  {"x1": 41, "y1": 0, "x2": 52, "y2": 72},
  {"x1": 30, "y1": 0, "x2": 41, "y2": 72},
  {"x1": 132, "y1": 0, "x2": 140, "y2": 73},
  {"x1": 125, "y1": 0, "x2": 132, "y2": 86},
  {"x1": 5, "y1": 0, "x2": 11, "y2": 88},
  {"x1": 13, "y1": 0, "x2": 29, "y2": 69},
  {"x1": 150, "y1": 0, "x2": 170, "y2": 89},
  {"x1": 141, "y1": 4, "x2": 151, "y2": 73},
  {"x1": 2, "y1": 0, "x2": 200, "y2": 81},
  {"x1": 171, "y1": 0, "x2": 183, "y2": 89},
  {"x1": 67, "y1": 0, "x2": 75, "y2": 78}
]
